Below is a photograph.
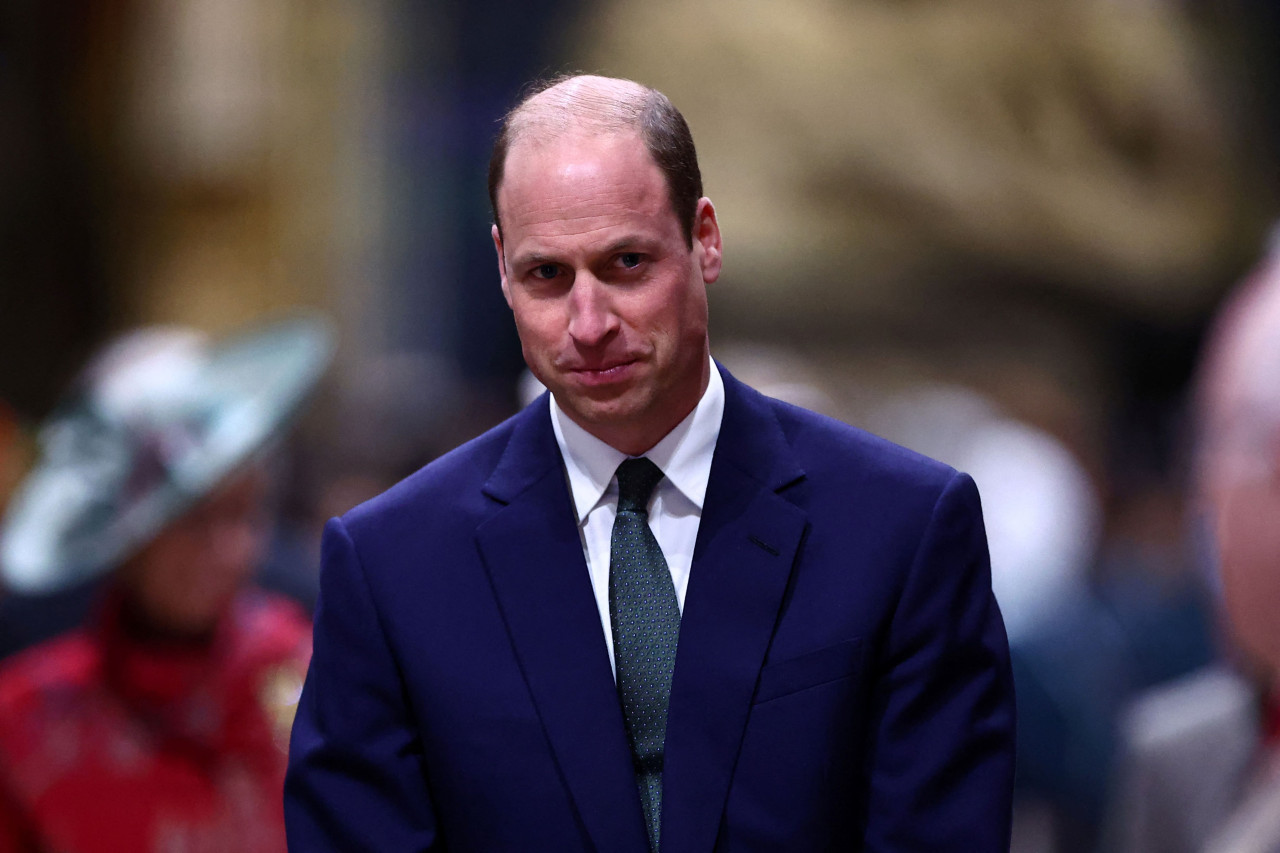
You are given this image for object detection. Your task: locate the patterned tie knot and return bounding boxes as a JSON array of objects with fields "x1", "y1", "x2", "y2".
[{"x1": 615, "y1": 457, "x2": 664, "y2": 516}]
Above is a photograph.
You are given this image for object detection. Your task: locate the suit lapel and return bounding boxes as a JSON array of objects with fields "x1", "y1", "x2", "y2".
[
  {"x1": 476, "y1": 399, "x2": 648, "y2": 853},
  {"x1": 662, "y1": 369, "x2": 808, "y2": 853}
]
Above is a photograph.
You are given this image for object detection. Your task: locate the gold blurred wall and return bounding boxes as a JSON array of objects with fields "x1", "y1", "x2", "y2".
[{"x1": 104, "y1": 0, "x2": 385, "y2": 337}]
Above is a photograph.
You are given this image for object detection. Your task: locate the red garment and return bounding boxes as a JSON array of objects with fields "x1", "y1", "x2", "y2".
[
  {"x1": 1264, "y1": 689, "x2": 1280, "y2": 749},
  {"x1": 0, "y1": 591, "x2": 310, "y2": 853}
]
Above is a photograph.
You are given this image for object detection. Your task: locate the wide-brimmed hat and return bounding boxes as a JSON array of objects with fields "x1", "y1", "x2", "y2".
[{"x1": 0, "y1": 314, "x2": 334, "y2": 594}]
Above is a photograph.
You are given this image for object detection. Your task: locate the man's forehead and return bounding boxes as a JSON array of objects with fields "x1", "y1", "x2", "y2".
[
  {"x1": 502, "y1": 139, "x2": 666, "y2": 222},
  {"x1": 498, "y1": 130, "x2": 663, "y2": 219},
  {"x1": 504, "y1": 126, "x2": 647, "y2": 172},
  {"x1": 496, "y1": 132, "x2": 677, "y2": 253}
]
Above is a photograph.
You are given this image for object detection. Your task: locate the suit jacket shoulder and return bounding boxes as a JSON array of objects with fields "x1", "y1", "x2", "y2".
[
  {"x1": 764, "y1": 389, "x2": 957, "y2": 490},
  {"x1": 337, "y1": 397, "x2": 566, "y2": 584},
  {"x1": 723, "y1": 378, "x2": 968, "y2": 554},
  {"x1": 345, "y1": 406, "x2": 529, "y2": 531},
  {"x1": 346, "y1": 372, "x2": 957, "y2": 545}
]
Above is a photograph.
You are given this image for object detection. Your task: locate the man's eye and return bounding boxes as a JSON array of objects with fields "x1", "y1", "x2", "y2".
[
  {"x1": 618, "y1": 253, "x2": 642, "y2": 269},
  {"x1": 533, "y1": 264, "x2": 559, "y2": 279}
]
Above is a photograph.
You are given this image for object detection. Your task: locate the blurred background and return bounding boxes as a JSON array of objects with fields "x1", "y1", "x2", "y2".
[{"x1": 3, "y1": 1, "x2": 1280, "y2": 851}]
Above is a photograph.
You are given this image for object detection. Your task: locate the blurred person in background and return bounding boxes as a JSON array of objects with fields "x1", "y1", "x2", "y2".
[
  {"x1": 0, "y1": 316, "x2": 330, "y2": 853},
  {"x1": 1108, "y1": 231, "x2": 1280, "y2": 853}
]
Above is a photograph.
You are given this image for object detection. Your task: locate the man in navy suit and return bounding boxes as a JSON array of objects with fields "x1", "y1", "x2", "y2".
[{"x1": 285, "y1": 74, "x2": 1015, "y2": 851}]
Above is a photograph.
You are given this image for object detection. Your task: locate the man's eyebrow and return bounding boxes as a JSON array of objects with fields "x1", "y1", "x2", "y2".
[
  {"x1": 507, "y1": 250, "x2": 559, "y2": 270},
  {"x1": 599, "y1": 235, "x2": 654, "y2": 256},
  {"x1": 508, "y1": 235, "x2": 655, "y2": 270},
  {"x1": 593, "y1": 234, "x2": 660, "y2": 257}
]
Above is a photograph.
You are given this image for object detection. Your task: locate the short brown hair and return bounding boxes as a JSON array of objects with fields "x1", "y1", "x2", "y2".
[{"x1": 487, "y1": 75, "x2": 703, "y2": 245}]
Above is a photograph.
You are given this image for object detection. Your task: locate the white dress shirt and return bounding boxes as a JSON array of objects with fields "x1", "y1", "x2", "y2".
[{"x1": 550, "y1": 359, "x2": 725, "y2": 675}]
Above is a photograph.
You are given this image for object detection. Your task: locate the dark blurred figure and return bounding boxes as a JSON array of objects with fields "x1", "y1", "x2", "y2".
[
  {"x1": 0, "y1": 402, "x2": 27, "y2": 517},
  {"x1": 0, "y1": 317, "x2": 329, "y2": 852},
  {"x1": 0, "y1": 3, "x2": 120, "y2": 424},
  {"x1": 1012, "y1": 482, "x2": 1217, "y2": 853},
  {"x1": 1108, "y1": 232, "x2": 1280, "y2": 853}
]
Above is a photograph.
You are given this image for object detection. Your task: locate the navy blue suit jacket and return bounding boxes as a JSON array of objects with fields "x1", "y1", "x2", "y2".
[{"x1": 285, "y1": 368, "x2": 1015, "y2": 851}]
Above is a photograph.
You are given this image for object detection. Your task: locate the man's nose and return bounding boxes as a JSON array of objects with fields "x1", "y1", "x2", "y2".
[{"x1": 567, "y1": 276, "x2": 618, "y2": 346}]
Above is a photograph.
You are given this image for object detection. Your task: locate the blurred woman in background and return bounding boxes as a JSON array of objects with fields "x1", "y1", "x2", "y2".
[{"x1": 0, "y1": 316, "x2": 329, "y2": 853}]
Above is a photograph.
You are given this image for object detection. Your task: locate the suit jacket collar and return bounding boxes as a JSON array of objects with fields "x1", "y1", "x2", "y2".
[
  {"x1": 477, "y1": 401, "x2": 649, "y2": 852},
  {"x1": 479, "y1": 392, "x2": 562, "y2": 506},
  {"x1": 700, "y1": 365, "x2": 805, "y2": 496},
  {"x1": 480, "y1": 365, "x2": 802, "y2": 504},
  {"x1": 662, "y1": 367, "x2": 808, "y2": 853},
  {"x1": 477, "y1": 366, "x2": 808, "y2": 853}
]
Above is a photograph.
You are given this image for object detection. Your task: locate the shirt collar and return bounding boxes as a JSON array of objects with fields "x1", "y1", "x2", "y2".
[{"x1": 551, "y1": 359, "x2": 725, "y2": 523}]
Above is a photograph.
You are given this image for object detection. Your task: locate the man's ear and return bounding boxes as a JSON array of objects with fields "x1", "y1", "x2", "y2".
[
  {"x1": 693, "y1": 198, "x2": 722, "y2": 284},
  {"x1": 493, "y1": 223, "x2": 512, "y2": 308}
]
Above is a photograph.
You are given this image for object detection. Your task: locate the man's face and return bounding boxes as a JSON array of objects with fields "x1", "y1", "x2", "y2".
[
  {"x1": 1202, "y1": 443, "x2": 1280, "y2": 675},
  {"x1": 493, "y1": 130, "x2": 722, "y2": 455}
]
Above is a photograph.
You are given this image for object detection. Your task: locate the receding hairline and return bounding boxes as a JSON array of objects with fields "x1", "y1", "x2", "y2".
[
  {"x1": 503, "y1": 75, "x2": 665, "y2": 150},
  {"x1": 489, "y1": 73, "x2": 704, "y2": 245}
]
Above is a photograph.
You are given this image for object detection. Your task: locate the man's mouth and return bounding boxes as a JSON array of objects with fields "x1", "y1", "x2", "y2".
[{"x1": 567, "y1": 359, "x2": 638, "y2": 384}]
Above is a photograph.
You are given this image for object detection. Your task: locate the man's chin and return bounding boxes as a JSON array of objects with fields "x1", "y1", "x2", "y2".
[
  {"x1": 568, "y1": 398, "x2": 641, "y2": 426},
  {"x1": 555, "y1": 390, "x2": 649, "y2": 433},
  {"x1": 552, "y1": 376, "x2": 636, "y2": 408}
]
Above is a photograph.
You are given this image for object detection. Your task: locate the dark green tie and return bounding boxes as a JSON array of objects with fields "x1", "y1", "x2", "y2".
[{"x1": 610, "y1": 457, "x2": 680, "y2": 853}]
